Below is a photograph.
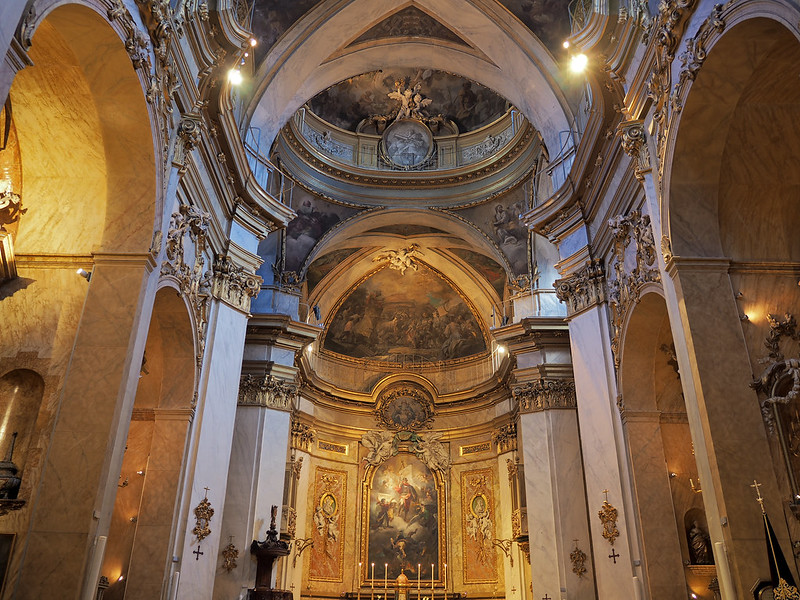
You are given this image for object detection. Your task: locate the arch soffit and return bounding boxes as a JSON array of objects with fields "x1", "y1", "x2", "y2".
[
  {"x1": 662, "y1": 5, "x2": 800, "y2": 257},
  {"x1": 247, "y1": 0, "x2": 573, "y2": 153},
  {"x1": 370, "y1": 372, "x2": 440, "y2": 404},
  {"x1": 17, "y1": 0, "x2": 162, "y2": 253}
]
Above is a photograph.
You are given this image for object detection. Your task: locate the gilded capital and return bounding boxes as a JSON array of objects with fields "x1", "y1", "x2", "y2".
[
  {"x1": 211, "y1": 254, "x2": 262, "y2": 313},
  {"x1": 554, "y1": 260, "x2": 605, "y2": 316},
  {"x1": 238, "y1": 374, "x2": 297, "y2": 411}
]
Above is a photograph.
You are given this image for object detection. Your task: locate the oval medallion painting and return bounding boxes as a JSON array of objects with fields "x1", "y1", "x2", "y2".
[{"x1": 382, "y1": 119, "x2": 433, "y2": 168}]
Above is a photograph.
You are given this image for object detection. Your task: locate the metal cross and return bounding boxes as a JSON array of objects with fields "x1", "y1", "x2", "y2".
[
  {"x1": 751, "y1": 480, "x2": 766, "y2": 514},
  {"x1": 203, "y1": 486, "x2": 210, "y2": 498},
  {"x1": 602, "y1": 489, "x2": 609, "y2": 502},
  {"x1": 193, "y1": 545, "x2": 204, "y2": 560},
  {"x1": 608, "y1": 549, "x2": 620, "y2": 564},
  {"x1": 542, "y1": 595, "x2": 551, "y2": 600}
]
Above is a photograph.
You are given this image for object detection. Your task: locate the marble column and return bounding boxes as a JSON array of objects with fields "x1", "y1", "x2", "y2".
[
  {"x1": 494, "y1": 319, "x2": 594, "y2": 600},
  {"x1": 14, "y1": 253, "x2": 157, "y2": 599},
  {"x1": 661, "y1": 258, "x2": 792, "y2": 595},
  {"x1": 213, "y1": 315, "x2": 317, "y2": 600},
  {"x1": 554, "y1": 263, "x2": 640, "y2": 599}
]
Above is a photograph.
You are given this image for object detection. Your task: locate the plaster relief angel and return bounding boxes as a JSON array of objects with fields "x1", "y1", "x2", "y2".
[
  {"x1": 362, "y1": 430, "x2": 397, "y2": 467},
  {"x1": 466, "y1": 501, "x2": 493, "y2": 565},
  {"x1": 412, "y1": 431, "x2": 450, "y2": 473},
  {"x1": 388, "y1": 83, "x2": 413, "y2": 121},
  {"x1": 313, "y1": 505, "x2": 339, "y2": 558}
]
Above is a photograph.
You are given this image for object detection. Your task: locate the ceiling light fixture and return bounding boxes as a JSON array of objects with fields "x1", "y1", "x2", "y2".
[
  {"x1": 228, "y1": 69, "x2": 243, "y2": 86},
  {"x1": 570, "y1": 53, "x2": 588, "y2": 74}
]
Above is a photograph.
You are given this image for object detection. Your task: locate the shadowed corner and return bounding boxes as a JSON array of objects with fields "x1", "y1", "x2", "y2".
[{"x1": 0, "y1": 277, "x2": 35, "y2": 300}]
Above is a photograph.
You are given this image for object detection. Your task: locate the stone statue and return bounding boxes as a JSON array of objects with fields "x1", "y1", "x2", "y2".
[{"x1": 688, "y1": 521, "x2": 713, "y2": 565}]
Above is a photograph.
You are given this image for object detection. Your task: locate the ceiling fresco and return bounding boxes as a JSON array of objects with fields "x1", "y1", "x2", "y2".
[
  {"x1": 349, "y1": 6, "x2": 469, "y2": 47},
  {"x1": 285, "y1": 189, "x2": 360, "y2": 273},
  {"x1": 447, "y1": 248, "x2": 507, "y2": 300},
  {"x1": 306, "y1": 247, "x2": 362, "y2": 293},
  {"x1": 323, "y1": 264, "x2": 487, "y2": 363},
  {"x1": 250, "y1": 1, "x2": 571, "y2": 64},
  {"x1": 452, "y1": 183, "x2": 530, "y2": 275},
  {"x1": 307, "y1": 68, "x2": 508, "y2": 133},
  {"x1": 367, "y1": 224, "x2": 448, "y2": 236},
  {"x1": 498, "y1": 0, "x2": 572, "y2": 57}
]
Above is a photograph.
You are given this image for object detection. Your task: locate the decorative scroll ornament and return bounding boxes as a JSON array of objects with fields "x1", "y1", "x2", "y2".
[
  {"x1": 173, "y1": 114, "x2": 203, "y2": 175},
  {"x1": 221, "y1": 541, "x2": 239, "y2": 572},
  {"x1": 554, "y1": 260, "x2": 606, "y2": 317},
  {"x1": 751, "y1": 313, "x2": 800, "y2": 436},
  {"x1": 598, "y1": 492, "x2": 620, "y2": 547},
  {"x1": 492, "y1": 422, "x2": 518, "y2": 454},
  {"x1": 361, "y1": 430, "x2": 450, "y2": 474},
  {"x1": 291, "y1": 456, "x2": 304, "y2": 480},
  {"x1": 646, "y1": 0, "x2": 698, "y2": 187},
  {"x1": 372, "y1": 244, "x2": 424, "y2": 275},
  {"x1": 507, "y1": 458, "x2": 519, "y2": 485},
  {"x1": 210, "y1": 254, "x2": 262, "y2": 313},
  {"x1": 0, "y1": 181, "x2": 26, "y2": 232},
  {"x1": 193, "y1": 493, "x2": 214, "y2": 542},
  {"x1": 161, "y1": 202, "x2": 211, "y2": 368},
  {"x1": 617, "y1": 120, "x2": 651, "y2": 182},
  {"x1": 291, "y1": 419, "x2": 316, "y2": 451},
  {"x1": 374, "y1": 384, "x2": 435, "y2": 430},
  {"x1": 570, "y1": 542, "x2": 588, "y2": 578},
  {"x1": 238, "y1": 374, "x2": 298, "y2": 411},
  {"x1": 513, "y1": 379, "x2": 576, "y2": 413},
  {"x1": 282, "y1": 505, "x2": 297, "y2": 538},
  {"x1": 607, "y1": 210, "x2": 660, "y2": 368}
]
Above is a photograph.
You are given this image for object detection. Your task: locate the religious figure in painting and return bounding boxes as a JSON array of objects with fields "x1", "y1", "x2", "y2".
[{"x1": 366, "y1": 453, "x2": 439, "y2": 580}]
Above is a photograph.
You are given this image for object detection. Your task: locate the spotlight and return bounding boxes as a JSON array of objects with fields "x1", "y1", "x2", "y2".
[
  {"x1": 228, "y1": 69, "x2": 243, "y2": 85},
  {"x1": 563, "y1": 40, "x2": 570, "y2": 49},
  {"x1": 118, "y1": 575, "x2": 124, "y2": 582},
  {"x1": 136, "y1": 470, "x2": 145, "y2": 476},
  {"x1": 76, "y1": 268, "x2": 92, "y2": 281},
  {"x1": 570, "y1": 53, "x2": 588, "y2": 73},
  {"x1": 249, "y1": 37, "x2": 257, "y2": 47},
  {"x1": 497, "y1": 345, "x2": 507, "y2": 355},
  {"x1": 740, "y1": 314, "x2": 750, "y2": 322}
]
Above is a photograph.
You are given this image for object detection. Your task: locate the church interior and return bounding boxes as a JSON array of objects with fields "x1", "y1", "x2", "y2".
[{"x1": 1, "y1": 0, "x2": 800, "y2": 599}]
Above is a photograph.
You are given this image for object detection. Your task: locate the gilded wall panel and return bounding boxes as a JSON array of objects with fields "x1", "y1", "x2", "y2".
[
  {"x1": 308, "y1": 467, "x2": 347, "y2": 582},
  {"x1": 461, "y1": 468, "x2": 498, "y2": 583}
]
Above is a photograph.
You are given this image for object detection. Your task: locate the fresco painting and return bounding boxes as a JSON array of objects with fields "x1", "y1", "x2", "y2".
[
  {"x1": 498, "y1": 0, "x2": 572, "y2": 57},
  {"x1": 308, "y1": 68, "x2": 508, "y2": 133},
  {"x1": 367, "y1": 224, "x2": 447, "y2": 236},
  {"x1": 350, "y1": 7, "x2": 468, "y2": 46},
  {"x1": 455, "y1": 184, "x2": 530, "y2": 275},
  {"x1": 285, "y1": 189, "x2": 359, "y2": 272},
  {"x1": 306, "y1": 247, "x2": 363, "y2": 293},
  {"x1": 323, "y1": 264, "x2": 486, "y2": 362},
  {"x1": 251, "y1": 0, "x2": 320, "y2": 60},
  {"x1": 448, "y1": 248, "x2": 507, "y2": 300},
  {"x1": 366, "y1": 453, "x2": 439, "y2": 581}
]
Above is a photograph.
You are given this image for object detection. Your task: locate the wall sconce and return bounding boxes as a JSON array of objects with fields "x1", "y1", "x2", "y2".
[
  {"x1": 292, "y1": 537, "x2": 314, "y2": 568},
  {"x1": 491, "y1": 538, "x2": 514, "y2": 567},
  {"x1": 76, "y1": 268, "x2": 92, "y2": 282},
  {"x1": 689, "y1": 478, "x2": 702, "y2": 494},
  {"x1": 136, "y1": 470, "x2": 145, "y2": 476}
]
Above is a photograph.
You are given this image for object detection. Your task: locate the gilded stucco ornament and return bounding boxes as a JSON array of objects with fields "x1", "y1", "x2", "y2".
[
  {"x1": 193, "y1": 492, "x2": 214, "y2": 542},
  {"x1": 161, "y1": 202, "x2": 211, "y2": 368},
  {"x1": 570, "y1": 542, "x2": 588, "y2": 578},
  {"x1": 238, "y1": 374, "x2": 298, "y2": 411},
  {"x1": 607, "y1": 210, "x2": 661, "y2": 368},
  {"x1": 513, "y1": 379, "x2": 576, "y2": 413},
  {"x1": 598, "y1": 492, "x2": 620, "y2": 547},
  {"x1": 361, "y1": 430, "x2": 450, "y2": 474},
  {"x1": 492, "y1": 422, "x2": 518, "y2": 454},
  {"x1": 221, "y1": 541, "x2": 239, "y2": 572},
  {"x1": 291, "y1": 419, "x2": 316, "y2": 451},
  {"x1": 0, "y1": 181, "x2": 25, "y2": 232},
  {"x1": 554, "y1": 260, "x2": 606, "y2": 317},
  {"x1": 374, "y1": 384, "x2": 435, "y2": 430},
  {"x1": 372, "y1": 244, "x2": 424, "y2": 275}
]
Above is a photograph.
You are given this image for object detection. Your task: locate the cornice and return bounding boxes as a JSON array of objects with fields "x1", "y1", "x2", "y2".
[{"x1": 244, "y1": 314, "x2": 320, "y2": 351}]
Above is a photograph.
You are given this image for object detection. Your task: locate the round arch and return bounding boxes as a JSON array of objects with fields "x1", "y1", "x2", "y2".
[
  {"x1": 10, "y1": 1, "x2": 159, "y2": 256},
  {"x1": 246, "y1": 0, "x2": 574, "y2": 154}
]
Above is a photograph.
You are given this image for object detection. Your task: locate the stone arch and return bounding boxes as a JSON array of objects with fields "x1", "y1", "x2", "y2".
[
  {"x1": 619, "y1": 290, "x2": 704, "y2": 598},
  {"x1": 9, "y1": 1, "x2": 159, "y2": 256},
  {"x1": 102, "y1": 287, "x2": 195, "y2": 600},
  {"x1": 246, "y1": 0, "x2": 574, "y2": 155}
]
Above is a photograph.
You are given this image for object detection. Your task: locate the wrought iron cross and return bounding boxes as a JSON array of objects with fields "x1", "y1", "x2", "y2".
[
  {"x1": 542, "y1": 595, "x2": 551, "y2": 600},
  {"x1": 193, "y1": 545, "x2": 204, "y2": 560},
  {"x1": 608, "y1": 549, "x2": 620, "y2": 564}
]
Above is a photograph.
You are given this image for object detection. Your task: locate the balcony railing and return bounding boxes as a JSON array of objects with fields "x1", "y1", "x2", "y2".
[{"x1": 245, "y1": 127, "x2": 294, "y2": 208}]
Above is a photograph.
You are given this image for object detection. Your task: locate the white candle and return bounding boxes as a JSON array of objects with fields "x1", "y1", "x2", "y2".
[
  {"x1": 443, "y1": 564, "x2": 447, "y2": 589},
  {"x1": 384, "y1": 563, "x2": 388, "y2": 596},
  {"x1": 431, "y1": 564, "x2": 434, "y2": 593},
  {"x1": 417, "y1": 564, "x2": 421, "y2": 591},
  {"x1": 372, "y1": 564, "x2": 375, "y2": 589}
]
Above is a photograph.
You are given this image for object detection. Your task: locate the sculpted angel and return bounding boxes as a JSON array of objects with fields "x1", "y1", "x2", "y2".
[{"x1": 362, "y1": 430, "x2": 396, "y2": 466}]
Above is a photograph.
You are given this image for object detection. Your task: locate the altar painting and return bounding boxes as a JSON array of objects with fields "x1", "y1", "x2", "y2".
[
  {"x1": 364, "y1": 453, "x2": 442, "y2": 582},
  {"x1": 309, "y1": 467, "x2": 347, "y2": 581},
  {"x1": 461, "y1": 468, "x2": 498, "y2": 583}
]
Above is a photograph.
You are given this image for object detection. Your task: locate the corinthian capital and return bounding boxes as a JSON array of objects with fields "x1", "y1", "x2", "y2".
[
  {"x1": 554, "y1": 259, "x2": 605, "y2": 316},
  {"x1": 211, "y1": 254, "x2": 262, "y2": 313}
]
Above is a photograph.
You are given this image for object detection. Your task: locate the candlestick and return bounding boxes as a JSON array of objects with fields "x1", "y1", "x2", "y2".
[
  {"x1": 372, "y1": 563, "x2": 375, "y2": 600},
  {"x1": 384, "y1": 563, "x2": 388, "y2": 598}
]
